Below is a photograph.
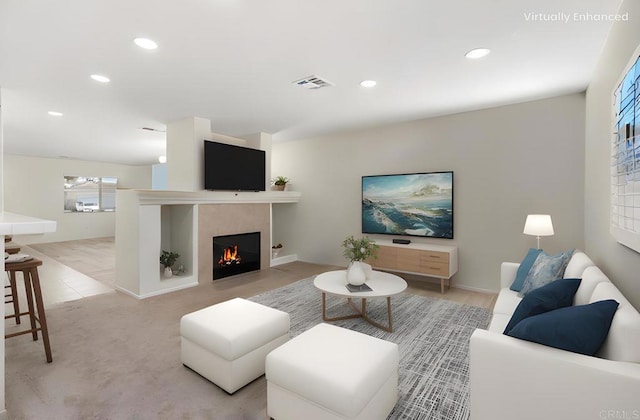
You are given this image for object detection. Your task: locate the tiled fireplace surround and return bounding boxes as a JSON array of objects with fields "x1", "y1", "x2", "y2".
[{"x1": 197, "y1": 203, "x2": 270, "y2": 284}]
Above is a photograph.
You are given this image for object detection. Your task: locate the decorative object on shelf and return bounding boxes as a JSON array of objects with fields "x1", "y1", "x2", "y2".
[
  {"x1": 272, "y1": 243, "x2": 283, "y2": 258},
  {"x1": 175, "y1": 264, "x2": 185, "y2": 276},
  {"x1": 271, "y1": 176, "x2": 290, "y2": 191},
  {"x1": 523, "y1": 214, "x2": 554, "y2": 250},
  {"x1": 342, "y1": 235, "x2": 378, "y2": 285},
  {"x1": 160, "y1": 250, "x2": 180, "y2": 278}
]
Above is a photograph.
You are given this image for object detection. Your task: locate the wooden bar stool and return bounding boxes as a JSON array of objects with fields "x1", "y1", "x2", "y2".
[
  {"x1": 4, "y1": 245, "x2": 22, "y2": 323},
  {"x1": 5, "y1": 269, "x2": 21, "y2": 325},
  {"x1": 4, "y1": 258, "x2": 53, "y2": 363},
  {"x1": 5, "y1": 246, "x2": 20, "y2": 255},
  {"x1": 4, "y1": 236, "x2": 19, "y2": 254}
]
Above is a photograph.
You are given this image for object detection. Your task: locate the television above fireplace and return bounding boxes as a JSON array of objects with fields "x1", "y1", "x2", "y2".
[
  {"x1": 362, "y1": 171, "x2": 454, "y2": 239},
  {"x1": 204, "y1": 140, "x2": 266, "y2": 191}
]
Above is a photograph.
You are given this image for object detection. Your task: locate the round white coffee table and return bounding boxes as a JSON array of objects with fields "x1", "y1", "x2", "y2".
[{"x1": 313, "y1": 270, "x2": 407, "y2": 332}]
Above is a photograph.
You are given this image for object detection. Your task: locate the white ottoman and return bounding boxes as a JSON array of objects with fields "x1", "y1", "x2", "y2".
[
  {"x1": 180, "y1": 297, "x2": 290, "y2": 394},
  {"x1": 266, "y1": 323, "x2": 399, "y2": 420}
]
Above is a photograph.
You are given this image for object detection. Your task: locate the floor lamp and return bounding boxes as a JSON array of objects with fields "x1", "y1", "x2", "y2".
[{"x1": 523, "y1": 214, "x2": 554, "y2": 249}]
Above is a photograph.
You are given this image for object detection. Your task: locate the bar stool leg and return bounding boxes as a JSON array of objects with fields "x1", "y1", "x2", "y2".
[
  {"x1": 29, "y1": 268, "x2": 52, "y2": 363},
  {"x1": 22, "y1": 269, "x2": 39, "y2": 341},
  {"x1": 8, "y1": 271, "x2": 21, "y2": 324}
]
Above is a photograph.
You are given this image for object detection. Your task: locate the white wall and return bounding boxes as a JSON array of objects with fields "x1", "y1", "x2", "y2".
[
  {"x1": 0, "y1": 88, "x2": 7, "y2": 419},
  {"x1": 585, "y1": 0, "x2": 640, "y2": 309},
  {"x1": 4, "y1": 154, "x2": 151, "y2": 244},
  {"x1": 272, "y1": 93, "x2": 585, "y2": 292}
]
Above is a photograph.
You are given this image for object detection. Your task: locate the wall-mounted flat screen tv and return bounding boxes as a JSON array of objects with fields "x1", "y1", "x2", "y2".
[
  {"x1": 362, "y1": 171, "x2": 453, "y2": 239},
  {"x1": 204, "y1": 140, "x2": 266, "y2": 191}
]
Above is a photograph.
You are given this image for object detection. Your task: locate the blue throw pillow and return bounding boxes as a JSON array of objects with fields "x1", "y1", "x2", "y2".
[
  {"x1": 519, "y1": 249, "x2": 574, "y2": 296},
  {"x1": 504, "y1": 278, "x2": 581, "y2": 334},
  {"x1": 506, "y1": 299, "x2": 619, "y2": 356},
  {"x1": 510, "y1": 248, "x2": 542, "y2": 292}
]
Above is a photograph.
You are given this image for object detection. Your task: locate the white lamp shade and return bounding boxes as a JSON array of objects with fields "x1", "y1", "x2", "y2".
[{"x1": 523, "y1": 214, "x2": 554, "y2": 236}]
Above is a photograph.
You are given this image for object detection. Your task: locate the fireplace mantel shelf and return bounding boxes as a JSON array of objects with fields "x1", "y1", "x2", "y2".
[{"x1": 123, "y1": 189, "x2": 301, "y2": 205}]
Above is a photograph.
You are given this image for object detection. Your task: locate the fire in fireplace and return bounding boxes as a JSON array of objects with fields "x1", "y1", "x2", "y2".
[
  {"x1": 213, "y1": 232, "x2": 261, "y2": 280},
  {"x1": 219, "y1": 244, "x2": 241, "y2": 266}
]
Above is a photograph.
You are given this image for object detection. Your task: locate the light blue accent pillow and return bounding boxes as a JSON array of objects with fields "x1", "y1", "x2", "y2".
[
  {"x1": 507, "y1": 299, "x2": 619, "y2": 356},
  {"x1": 504, "y1": 278, "x2": 581, "y2": 334},
  {"x1": 519, "y1": 249, "x2": 574, "y2": 297},
  {"x1": 510, "y1": 248, "x2": 542, "y2": 292}
]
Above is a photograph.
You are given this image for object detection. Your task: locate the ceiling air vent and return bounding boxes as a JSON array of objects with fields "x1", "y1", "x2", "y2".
[
  {"x1": 140, "y1": 127, "x2": 166, "y2": 133},
  {"x1": 293, "y1": 75, "x2": 334, "y2": 90}
]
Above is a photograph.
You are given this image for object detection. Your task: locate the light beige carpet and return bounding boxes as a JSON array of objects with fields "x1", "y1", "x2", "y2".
[{"x1": 5, "y1": 280, "x2": 273, "y2": 419}]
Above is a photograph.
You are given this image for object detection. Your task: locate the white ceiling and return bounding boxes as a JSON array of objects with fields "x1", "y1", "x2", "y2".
[{"x1": 0, "y1": 0, "x2": 623, "y2": 165}]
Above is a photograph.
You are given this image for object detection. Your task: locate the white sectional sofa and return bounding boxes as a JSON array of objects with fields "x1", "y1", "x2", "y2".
[{"x1": 470, "y1": 251, "x2": 640, "y2": 420}]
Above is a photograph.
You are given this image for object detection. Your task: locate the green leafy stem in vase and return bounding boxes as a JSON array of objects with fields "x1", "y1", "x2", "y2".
[
  {"x1": 160, "y1": 250, "x2": 180, "y2": 268},
  {"x1": 271, "y1": 176, "x2": 290, "y2": 186},
  {"x1": 342, "y1": 235, "x2": 378, "y2": 262}
]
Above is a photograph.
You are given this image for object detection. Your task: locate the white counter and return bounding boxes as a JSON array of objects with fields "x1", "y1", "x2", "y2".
[{"x1": 0, "y1": 212, "x2": 57, "y2": 235}]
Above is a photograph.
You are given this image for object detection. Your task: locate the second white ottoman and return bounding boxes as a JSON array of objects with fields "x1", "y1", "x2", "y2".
[
  {"x1": 266, "y1": 323, "x2": 399, "y2": 420},
  {"x1": 180, "y1": 297, "x2": 290, "y2": 394}
]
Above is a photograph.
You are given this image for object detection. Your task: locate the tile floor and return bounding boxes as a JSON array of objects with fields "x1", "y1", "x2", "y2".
[{"x1": 5, "y1": 244, "x2": 115, "y2": 313}]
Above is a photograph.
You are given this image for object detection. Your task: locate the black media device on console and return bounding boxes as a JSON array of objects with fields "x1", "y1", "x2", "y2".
[{"x1": 392, "y1": 239, "x2": 411, "y2": 245}]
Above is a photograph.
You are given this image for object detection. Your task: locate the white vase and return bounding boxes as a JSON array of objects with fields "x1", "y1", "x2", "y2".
[
  {"x1": 360, "y1": 262, "x2": 373, "y2": 279},
  {"x1": 347, "y1": 261, "x2": 367, "y2": 286},
  {"x1": 164, "y1": 266, "x2": 173, "y2": 278}
]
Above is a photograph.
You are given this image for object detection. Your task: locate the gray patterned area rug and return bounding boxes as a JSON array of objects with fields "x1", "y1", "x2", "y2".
[{"x1": 249, "y1": 277, "x2": 491, "y2": 420}]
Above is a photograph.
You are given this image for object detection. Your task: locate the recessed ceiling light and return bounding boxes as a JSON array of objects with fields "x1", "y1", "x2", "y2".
[
  {"x1": 90, "y1": 74, "x2": 110, "y2": 83},
  {"x1": 48, "y1": 111, "x2": 63, "y2": 116},
  {"x1": 465, "y1": 48, "x2": 491, "y2": 59},
  {"x1": 360, "y1": 80, "x2": 377, "y2": 88},
  {"x1": 158, "y1": 156, "x2": 167, "y2": 163},
  {"x1": 134, "y1": 38, "x2": 158, "y2": 50}
]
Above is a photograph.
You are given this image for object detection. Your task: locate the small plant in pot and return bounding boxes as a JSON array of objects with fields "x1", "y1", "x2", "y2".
[
  {"x1": 271, "y1": 176, "x2": 290, "y2": 191},
  {"x1": 160, "y1": 250, "x2": 180, "y2": 277},
  {"x1": 272, "y1": 243, "x2": 283, "y2": 258}
]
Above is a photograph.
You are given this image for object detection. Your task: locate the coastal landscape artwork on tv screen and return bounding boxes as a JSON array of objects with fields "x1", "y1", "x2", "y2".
[{"x1": 362, "y1": 171, "x2": 453, "y2": 239}]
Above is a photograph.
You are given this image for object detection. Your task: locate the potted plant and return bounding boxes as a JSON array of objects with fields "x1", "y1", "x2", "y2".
[
  {"x1": 271, "y1": 176, "x2": 290, "y2": 191},
  {"x1": 160, "y1": 250, "x2": 180, "y2": 277},
  {"x1": 272, "y1": 243, "x2": 283, "y2": 258},
  {"x1": 342, "y1": 235, "x2": 378, "y2": 285}
]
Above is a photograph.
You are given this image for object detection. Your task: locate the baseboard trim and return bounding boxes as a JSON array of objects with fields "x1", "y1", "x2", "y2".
[
  {"x1": 116, "y1": 281, "x2": 199, "y2": 300},
  {"x1": 270, "y1": 254, "x2": 298, "y2": 267},
  {"x1": 376, "y1": 268, "x2": 499, "y2": 295},
  {"x1": 453, "y1": 283, "x2": 497, "y2": 294},
  {"x1": 400, "y1": 273, "x2": 496, "y2": 294}
]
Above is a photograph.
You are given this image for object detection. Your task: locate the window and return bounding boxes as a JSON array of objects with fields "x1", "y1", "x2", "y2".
[
  {"x1": 64, "y1": 176, "x2": 117, "y2": 213},
  {"x1": 611, "y1": 47, "x2": 640, "y2": 252}
]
